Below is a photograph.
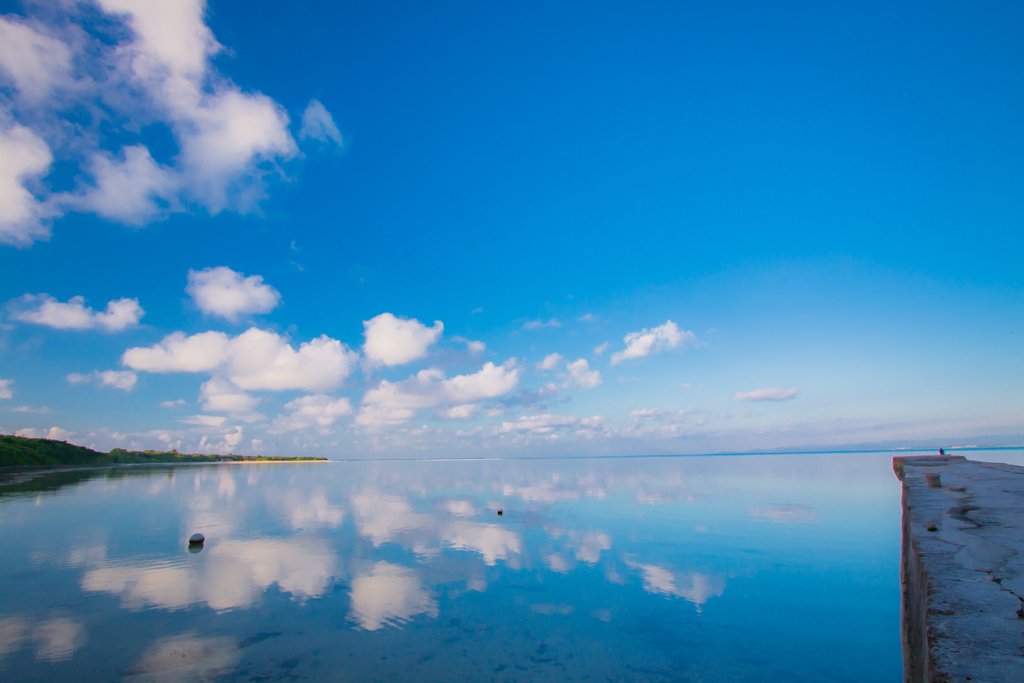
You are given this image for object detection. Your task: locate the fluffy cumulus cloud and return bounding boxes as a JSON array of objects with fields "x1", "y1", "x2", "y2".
[
  {"x1": 536, "y1": 353, "x2": 563, "y2": 371},
  {"x1": 123, "y1": 328, "x2": 359, "y2": 392},
  {"x1": 186, "y1": 266, "x2": 281, "y2": 321},
  {"x1": 357, "y1": 360, "x2": 520, "y2": 426},
  {"x1": 81, "y1": 145, "x2": 177, "y2": 225},
  {"x1": 299, "y1": 100, "x2": 343, "y2": 145},
  {"x1": 733, "y1": 387, "x2": 799, "y2": 402},
  {"x1": 562, "y1": 358, "x2": 602, "y2": 390},
  {"x1": 199, "y1": 378, "x2": 261, "y2": 420},
  {"x1": 535, "y1": 356, "x2": 601, "y2": 392},
  {"x1": 363, "y1": 313, "x2": 443, "y2": 367},
  {"x1": 0, "y1": 18, "x2": 72, "y2": 103},
  {"x1": 15, "y1": 426, "x2": 71, "y2": 440},
  {"x1": 67, "y1": 370, "x2": 138, "y2": 391},
  {"x1": 0, "y1": 378, "x2": 12, "y2": 399},
  {"x1": 0, "y1": 122, "x2": 53, "y2": 245},
  {"x1": 0, "y1": 1, "x2": 341, "y2": 245},
  {"x1": 271, "y1": 394, "x2": 353, "y2": 432},
  {"x1": 610, "y1": 320, "x2": 695, "y2": 365},
  {"x1": 12, "y1": 294, "x2": 143, "y2": 331},
  {"x1": 122, "y1": 330, "x2": 229, "y2": 373},
  {"x1": 224, "y1": 329, "x2": 359, "y2": 392}
]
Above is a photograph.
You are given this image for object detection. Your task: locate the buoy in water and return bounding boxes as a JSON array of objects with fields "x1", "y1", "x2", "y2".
[
  {"x1": 496, "y1": 509, "x2": 503, "y2": 516},
  {"x1": 189, "y1": 533, "x2": 205, "y2": 544}
]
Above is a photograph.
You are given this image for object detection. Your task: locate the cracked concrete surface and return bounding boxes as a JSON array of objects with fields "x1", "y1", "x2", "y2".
[{"x1": 894, "y1": 455, "x2": 1024, "y2": 682}]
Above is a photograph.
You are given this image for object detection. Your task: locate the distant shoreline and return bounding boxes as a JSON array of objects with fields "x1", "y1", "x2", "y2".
[{"x1": 0, "y1": 434, "x2": 328, "y2": 469}]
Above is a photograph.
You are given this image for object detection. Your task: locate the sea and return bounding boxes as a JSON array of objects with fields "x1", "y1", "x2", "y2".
[{"x1": 2, "y1": 448, "x2": 1022, "y2": 681}]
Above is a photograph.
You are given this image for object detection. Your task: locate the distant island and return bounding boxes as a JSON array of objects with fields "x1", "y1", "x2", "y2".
[{"x1": 0, "y1": 435, "x2": 328, "y2": 468}]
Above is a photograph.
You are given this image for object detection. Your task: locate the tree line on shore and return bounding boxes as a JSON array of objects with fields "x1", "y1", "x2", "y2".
[{"x1": 0, "y1": 435, "x2": 327, "y2": 467}]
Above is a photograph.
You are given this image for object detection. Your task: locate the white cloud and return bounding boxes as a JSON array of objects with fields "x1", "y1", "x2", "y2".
[
  {"x1": 577, "y1": 313, "x2": 599, "y2": 322},
  {"x1": 0, "y1": 0, "x2": 316, "y2": 243},
  {"x1": 160, "y1": 399, "x2": 186, "y2": 408},
  {"x1": 123, "y1": 328, "x2": 359, "y2": 392},
  {"x1": 67, "y1": 370, "x2": 138, "y2": 391},
  {"x1": 436, "y1": 403, "x2": 480, "y2": 421},
  {"x1": 362, "y1": 313, "x2": 443, "y2": 367},
  {"x1": 186, "y1": 266, "x2": 281, "y2": 321},
  {"x1": 224, "y1": 328, "x2": 358, "y2": 392},
  {"x1": 0, "y1": 18, "x2": 72, "y2": 103},
  {"x1": 593, "y1": 341, "x2": 609, "y2": 356},
  {"x1": 271, "y1": 394, "x2": 353, "y2": 432},
  {"x1": 523, "y1": 318, "x2": 560, "y2": 329},
  {"x1": 122, "y1": 330, "x2": 229, "y2": 372},
  {"x1": 610, "y1": 320, "x2": 695, "y2": 365},
  {"x1": 497, "y1": 413, "x2": 607, "y2": 438},
  {"x1": 357, "y1": 360, "x2": 520, "y2": 427},
  {"x1": 498, "y1": 413, "x2": 579, "y2": 435},
  {"x1": 733, "y1": 387, "x2": 799, "y2": 402},
  {"x1": 563, "y1": 358, "x2": 602, "y2": 390},
  {"x1": 76, "y1": 146, "x2": 178, "y2": 225},
  {"x1": 15, "y1": 426, "x2": 71, "y2": 440},
  {"x1": 95, "y1": 0, "x2": 297, "y2": 213},
  {"x1": 223, "y1": 425, "x2": 243, "y2": 449},
  {"x1": 0, "y1": 378, "x2": 11, "y2": 399},
  {"x1": 199, "y1": 378, "x2": 261, "y2": 419},
  {"x1": 536, "y1": 353, "x2": 563, "y2": 371},
  {"x1": 299, "y1": 100, "x2": 343, "y2": 145},
  {"x1": 13, "y1": 294, "x2": 143, "y2": 331},
  {"x1": 452, "y1": 336, "x2": 485, "y2": 353},
  {"x1": 534, "y1": 357, "x2": 601, "y2": 392},
  {"x1": 0, "y1": 123, "x2": 53, "y2": 246}
]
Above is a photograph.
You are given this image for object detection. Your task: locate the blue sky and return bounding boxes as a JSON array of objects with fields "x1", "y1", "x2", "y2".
[{"x1": 0, "y1": 0, "x2": 1021, "y2": 457}]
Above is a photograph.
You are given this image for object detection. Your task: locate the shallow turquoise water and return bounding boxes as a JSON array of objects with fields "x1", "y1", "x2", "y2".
[{"x1": 2, "y1": 449, "x2": 1006, "y2": 681}]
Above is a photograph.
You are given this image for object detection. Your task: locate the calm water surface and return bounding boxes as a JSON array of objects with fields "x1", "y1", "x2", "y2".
[{"x1": 3, "y1": 449, "x2": 1018, "y2": 681}]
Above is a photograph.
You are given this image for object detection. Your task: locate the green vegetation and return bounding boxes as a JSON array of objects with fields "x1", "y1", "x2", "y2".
[{"x1": 0, "y1": 435, "x2": 328, "y2": 468}]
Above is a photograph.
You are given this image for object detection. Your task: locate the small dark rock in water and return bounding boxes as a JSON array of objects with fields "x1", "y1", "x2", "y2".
[
  {"x1": 189, "y1": 533, "x2": 205, "y2": 544},
  {"x1": 496, "y1": 509, "x2": 503, "y2": 516}
]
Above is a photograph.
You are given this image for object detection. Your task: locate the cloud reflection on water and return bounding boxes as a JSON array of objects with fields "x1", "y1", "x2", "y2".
[
  {"x1": 625, "y1": 560, "x2": 726, "y2": 610},
  {"x1": 81, "y1": 537, "x2": 336, "y2": 611},
  {"x1": 0, "y1": 615, "x2": 86, "y2": 663},
  {"x1": 0, "y1": 452, "x2": 909, "y2": 680},
  {"x1": 348, "y1": 561, "x2": 438, "y2": 631},
  {"x1": 125, "y1": 632, "x2": 240, "y2": 681}
]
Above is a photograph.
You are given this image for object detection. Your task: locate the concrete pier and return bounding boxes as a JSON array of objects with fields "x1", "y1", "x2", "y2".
[{"x1": 893, "y1": 455, "x2": 1024, "y2": 682}]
